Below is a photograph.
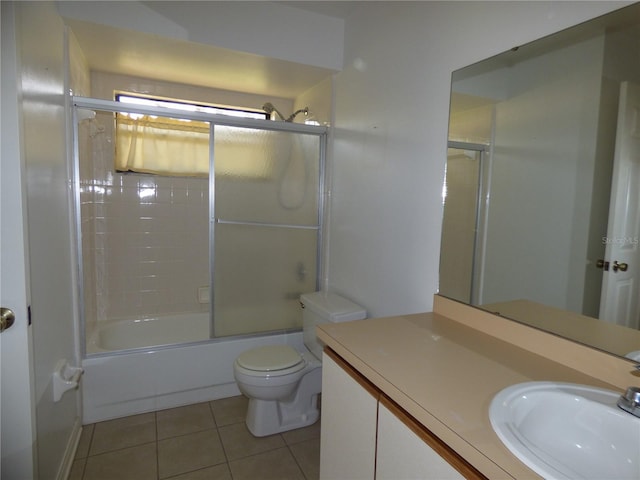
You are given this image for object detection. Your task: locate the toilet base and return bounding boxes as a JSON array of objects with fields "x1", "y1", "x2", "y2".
[
  {"x1": 246, "y1": 395, "x2": 319, "y2": 437},
  {"x1": 245, "y1": 366, "x2": 321, "y2": 437}
]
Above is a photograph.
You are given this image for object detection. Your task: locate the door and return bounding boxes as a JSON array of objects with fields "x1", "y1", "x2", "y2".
[
  {"x1": 1, "y1": 3, "x2": 37, "y2": 477},
  {"x1": 599, "y1": 81, "x2": 640, "y2": 329}
]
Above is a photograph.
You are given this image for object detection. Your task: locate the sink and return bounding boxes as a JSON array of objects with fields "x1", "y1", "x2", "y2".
[
  {"x1": 625, "y1": 350, "x2": 640, "y2": 362},
  {"x1": 489, "y1": 382, "x2": 640, "y2": 480}
]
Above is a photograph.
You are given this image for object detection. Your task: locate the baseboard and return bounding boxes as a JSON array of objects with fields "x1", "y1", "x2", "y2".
[
  {"x1": 56, "y1": 417, "x2": 82, "y2": 480},
  {"x1": 83, "y1": 382, "x2": 242, "y2": 424}
]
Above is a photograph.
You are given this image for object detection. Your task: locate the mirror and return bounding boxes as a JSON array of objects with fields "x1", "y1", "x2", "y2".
[{"x1": 440, "y1": 3, "x2": 640, "y2": 361}]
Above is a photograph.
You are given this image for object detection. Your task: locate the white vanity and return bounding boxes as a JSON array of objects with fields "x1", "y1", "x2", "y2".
[{"x1": 317, "y1": 295, "x2": 639, "y2": 479}]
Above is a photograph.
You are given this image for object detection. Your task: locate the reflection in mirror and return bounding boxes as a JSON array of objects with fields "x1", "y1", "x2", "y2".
[
  {"x1": 440, "y1": 143, "x2": 487, "y2": 304},
  {"x1": 440, "y1": 3, "x2": 640, "y2": 361}
]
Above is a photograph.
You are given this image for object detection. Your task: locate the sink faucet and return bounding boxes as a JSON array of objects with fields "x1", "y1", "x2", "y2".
[{"x1": 618, "y1": 386, "x2": 640, "y2": 417}]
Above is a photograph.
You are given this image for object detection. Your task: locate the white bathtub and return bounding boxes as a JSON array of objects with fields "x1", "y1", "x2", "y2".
[
  {"x1": 82, "y1": 315, "x2": 304, "y2": 424},
  {"x1": 86, "y1": 313, "x2": 210, "y2": 353}
]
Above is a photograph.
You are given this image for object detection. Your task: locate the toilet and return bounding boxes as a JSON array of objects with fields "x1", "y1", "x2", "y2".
[{"x1": 233, "y1": 291, "x2": 366, "y2": 437}]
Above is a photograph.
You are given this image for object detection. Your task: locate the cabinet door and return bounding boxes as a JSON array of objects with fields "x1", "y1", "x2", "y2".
[
  {"x1": 376, "y1": 399, "x2": 465, "y2": 480},
  {"x1": 320, "y1": 350, "x2": 378, "y2": 480}
]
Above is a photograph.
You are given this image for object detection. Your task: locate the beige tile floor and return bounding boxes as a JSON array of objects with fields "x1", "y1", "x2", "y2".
[{"x1": 70, "y1": 396, "x2": 320, "y2": 480}]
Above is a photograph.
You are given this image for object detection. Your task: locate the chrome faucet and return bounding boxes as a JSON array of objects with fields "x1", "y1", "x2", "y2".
[{"x1": 618, "y1": 386, "x2": 640, "y2": 417}]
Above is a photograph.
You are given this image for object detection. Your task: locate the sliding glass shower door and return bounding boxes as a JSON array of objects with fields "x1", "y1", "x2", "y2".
[
  {"x1": 212, "y1": 126, "x2": 321, "y2": 337},
  {"x1": 440, "y1": 145, "x2": 486, "y2": 304},
  {"x1": 74, "y1": 97, "x2": 326, "y2": 355}
]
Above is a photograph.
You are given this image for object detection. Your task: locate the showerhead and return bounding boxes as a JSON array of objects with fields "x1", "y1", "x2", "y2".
[
  {"x1": 262, "y1": 103, "x2": 310, "y2": 122},
  {"x1": 286, "y1": 107, "x2": 309, "y2": 123},
  {"x1": 262, "y1": 102, "x2": 286, "y2": 121}
]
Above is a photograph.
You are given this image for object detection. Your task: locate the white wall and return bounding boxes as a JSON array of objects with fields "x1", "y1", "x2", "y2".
[
  {"x1": 295, "y1": 76, "x2": 333, "y2": 127},
  {"x1": 57, "y1": 0, "x2": 345, "y2": 71},
  {"x1": 15, "y1": 2, "x2": 81, "y2": 478},
  {"x1": 328, "y1": 1, "x2": 629, "y2": 317}
]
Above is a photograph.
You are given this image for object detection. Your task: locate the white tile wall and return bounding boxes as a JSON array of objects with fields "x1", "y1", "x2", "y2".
[{"x1": 79, "y1": 109, "x2": 210, "y2": 323}]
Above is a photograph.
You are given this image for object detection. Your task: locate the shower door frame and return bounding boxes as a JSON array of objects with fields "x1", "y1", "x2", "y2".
[
  {"x1": 72, "y1": 96, "x2": 328, "y2": 357},
  {"x1": 444, "y1": 141, "x2": 491, "y2": 305}
]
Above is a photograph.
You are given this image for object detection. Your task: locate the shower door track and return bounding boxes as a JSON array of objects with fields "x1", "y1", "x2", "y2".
[
  {"x1": 72, "y1": 96, "x2": 327, "y2": 135},
  {"x1": 215, "y1": 219, "x2": 319, "y2": 230}
]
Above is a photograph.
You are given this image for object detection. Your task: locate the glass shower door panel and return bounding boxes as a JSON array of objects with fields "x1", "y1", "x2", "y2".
[
  {"x1": 440, "y1": 148, "x2": 481, "y2": 303},
  {"x1": 212, "y1": 125, "x2": 321, "y2": 337},
  {"x1": 214, "y1": 126, "x2": 320, "y2": 226},
  {"x1": 213, "y1": 223, "x2": 318, "y2": 337}
]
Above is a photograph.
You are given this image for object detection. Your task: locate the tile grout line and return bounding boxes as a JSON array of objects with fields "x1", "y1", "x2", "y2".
[
  {"x1": 80, "y1": 424, "x2": 95, "y2": 480},
  {"x1": 154, "y1": 411, "x2": 160, "y2": 480},
  {"x1": 209, "y1": 400, "x2": 234, "y2": 478},
  {"x1": 286, "y1": 442, "x2": 308, "y2": 480}
]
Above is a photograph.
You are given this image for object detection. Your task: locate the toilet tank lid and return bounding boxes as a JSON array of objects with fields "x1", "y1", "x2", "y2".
[{"x1": 300, "y1": 291, "x2": 366, "y2": 322}]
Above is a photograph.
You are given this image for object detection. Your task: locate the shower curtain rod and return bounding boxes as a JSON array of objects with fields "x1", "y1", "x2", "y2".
[{"x1": 73, "y1": 96, "x2": 328, "y2": 136}]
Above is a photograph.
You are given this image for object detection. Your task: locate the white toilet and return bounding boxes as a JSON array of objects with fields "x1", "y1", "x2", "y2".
[{"x1": 233, "y1": 291, "x2": 366, "y2": 437}]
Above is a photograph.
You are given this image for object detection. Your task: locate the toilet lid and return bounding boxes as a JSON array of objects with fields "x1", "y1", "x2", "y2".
[{"x1": 236, "y1": 345, "x2": 304, "y2": 372}]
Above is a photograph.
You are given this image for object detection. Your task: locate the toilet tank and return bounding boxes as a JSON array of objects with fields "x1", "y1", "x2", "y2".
[{"x1": 301, "y1": 291, "x2": 366, "y2": 360}]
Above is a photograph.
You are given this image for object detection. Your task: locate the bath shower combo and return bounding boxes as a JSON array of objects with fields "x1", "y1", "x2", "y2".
[{"x1": 73, "y1": 96, "x2": 327, "y2": 423}]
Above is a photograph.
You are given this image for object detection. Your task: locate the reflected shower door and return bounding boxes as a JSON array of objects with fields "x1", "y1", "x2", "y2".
[
  {"x1": 212, "y1": 126, "x2": 321, "y2": 337},
  {"x1": 440, "y1": 147, "x2": 483, "y2": 304}
]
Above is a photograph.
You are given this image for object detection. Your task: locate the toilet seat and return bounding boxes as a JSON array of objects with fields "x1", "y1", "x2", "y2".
[{"x1": 235, "y1": 345, "x2": 306, "y2": 377}]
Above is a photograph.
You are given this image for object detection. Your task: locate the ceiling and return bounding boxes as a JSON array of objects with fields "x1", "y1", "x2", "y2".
[
  {"x1": 279, "y1": 1, "x2": 360, "y2": 19},
  {"x1": 65, "y1": 14, "x2": 337, "y2": 100}
]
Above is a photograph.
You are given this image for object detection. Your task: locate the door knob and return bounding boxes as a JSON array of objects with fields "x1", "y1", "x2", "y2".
[
  {"x1": 613, "y1": 261, "x2": 628, "y2": 272},
  {"x1": 0, "y1": 308, "x2": 15, "y2": 332}
]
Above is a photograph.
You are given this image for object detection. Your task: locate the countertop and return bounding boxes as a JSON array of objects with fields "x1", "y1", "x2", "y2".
[{"x1": 317, "y1": 311, "x2": 618, "y2": 479}]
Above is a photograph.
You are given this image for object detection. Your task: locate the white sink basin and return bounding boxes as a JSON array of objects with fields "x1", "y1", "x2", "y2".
[
  {"x1": 489, "y1": 382, "x2": 640, "y2": 480},
  {"x1": 625, "y1": 350, "x2": 640, "y2": 362}
]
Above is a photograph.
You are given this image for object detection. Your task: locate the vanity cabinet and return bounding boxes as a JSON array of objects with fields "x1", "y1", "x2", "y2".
[
  {"x1": 320, "y1": 349, "x2": 484, "y2": 480},
  {"x1": 319, "y1": 348, "x2": 378, "y2": 479},
  {"x1": 376, "y1": 398, "x2": 465, "y2": 480}
]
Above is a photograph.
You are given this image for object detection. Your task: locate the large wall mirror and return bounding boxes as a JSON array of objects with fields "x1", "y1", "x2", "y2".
[{"x1": 440, "y1": 3, "x2": 640, "y2": 361}]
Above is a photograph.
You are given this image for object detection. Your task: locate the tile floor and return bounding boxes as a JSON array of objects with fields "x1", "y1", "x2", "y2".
[{"x1": 70, "y1": 396, "x2": 320, "y2": 480}]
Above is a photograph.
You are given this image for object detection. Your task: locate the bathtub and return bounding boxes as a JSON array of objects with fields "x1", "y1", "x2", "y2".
[
  {"x1": 81, "y1": 315, "x2": 304, "y2": 423},
  {"x1": 86, "y1": 313, "x2": 210, "y2": 353}
]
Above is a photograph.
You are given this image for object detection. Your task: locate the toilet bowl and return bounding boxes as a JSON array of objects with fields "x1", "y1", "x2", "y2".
[
  {"x1": 233, "y1": 292, "x2": 366, "y2": 437},
  {"x1": 234, "y1": 345, "x2": 322, "y2": 436},
  {"x1": 234, "y1": 345, "x2": 314, "y2": 400}
]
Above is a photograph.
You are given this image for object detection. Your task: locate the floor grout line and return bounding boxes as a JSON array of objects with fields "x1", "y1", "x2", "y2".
[{"x1": 76, "y1": 397, "x2": 320, "y2": 480}]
